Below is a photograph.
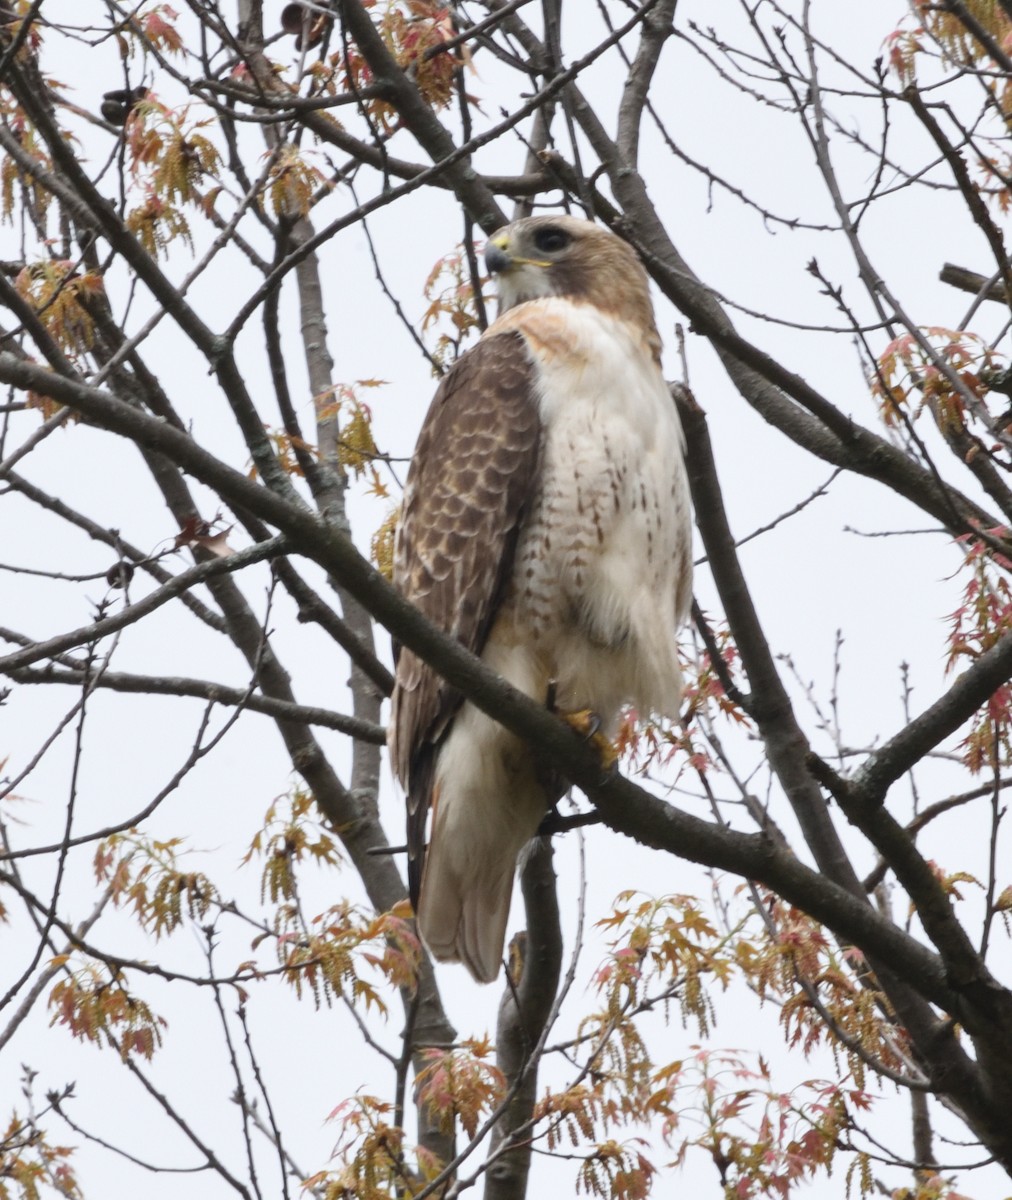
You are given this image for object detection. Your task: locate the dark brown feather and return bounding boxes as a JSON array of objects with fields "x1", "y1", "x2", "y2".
[{"x1": 389, "y1": 331, "x2": 542, "y2": 908}]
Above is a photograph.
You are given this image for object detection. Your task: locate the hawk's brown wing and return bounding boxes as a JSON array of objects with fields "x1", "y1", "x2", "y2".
[{"x1": 389, "y1": 331, "x2": 541, "y2": 909}]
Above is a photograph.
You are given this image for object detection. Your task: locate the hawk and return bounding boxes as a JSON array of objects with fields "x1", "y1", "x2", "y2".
[{"x1": 389, "y1": 216, "x2": 692, "y2": 982}]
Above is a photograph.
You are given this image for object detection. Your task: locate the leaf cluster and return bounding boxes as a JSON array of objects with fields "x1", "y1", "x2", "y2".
[
  {"x1": 415, "y1": 1037, "x2": 506, "y2": 1138},
  {"x1": 94, "y1": 833, "x2": 217, "y2": 939},
  {"x1": 48, "y1": 963, "x2": 166, "y2": 1061},
  {"x1": 0, "y1": 1109, "x2": 80, "y2": 1200}
]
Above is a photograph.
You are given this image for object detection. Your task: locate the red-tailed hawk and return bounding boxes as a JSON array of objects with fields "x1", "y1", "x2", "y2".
[{"x1": 389, "y1": 216, "x2": 692, "y2": 982}]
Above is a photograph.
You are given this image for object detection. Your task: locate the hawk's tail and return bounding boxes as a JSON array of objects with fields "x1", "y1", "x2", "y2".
[{"x1": 416, "y1": 825, "x2": 514, "y2": 985}]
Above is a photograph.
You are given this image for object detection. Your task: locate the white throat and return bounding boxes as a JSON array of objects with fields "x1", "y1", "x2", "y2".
[{"x1": 494, "y1": 263, "x2": 558, "y2": 312}]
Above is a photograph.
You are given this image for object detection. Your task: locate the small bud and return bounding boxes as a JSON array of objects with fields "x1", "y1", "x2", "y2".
[
  {"x1": 280, "y1": 3, "x2": 329, "y2": 50},
  {"x1": 106, "y1": 560, "x2": 135, "y2": 588},
  {"x1": 101, "y1": 85, "x2": 148, "y2": 127}
]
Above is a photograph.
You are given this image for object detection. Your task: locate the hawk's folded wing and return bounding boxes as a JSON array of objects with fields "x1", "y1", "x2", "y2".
[{"x1": 389, "y1": 330, "x2": 542, "y2": 909}]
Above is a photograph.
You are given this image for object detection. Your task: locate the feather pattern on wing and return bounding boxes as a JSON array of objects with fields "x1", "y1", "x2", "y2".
[{"x1": 389, "y1": 331, "x2": 541, "y2": 909}]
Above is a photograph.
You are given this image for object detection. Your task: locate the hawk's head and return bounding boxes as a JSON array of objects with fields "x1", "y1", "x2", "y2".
[{"x1": 484, "y1": 215, "x2": 657, "y2": 344}]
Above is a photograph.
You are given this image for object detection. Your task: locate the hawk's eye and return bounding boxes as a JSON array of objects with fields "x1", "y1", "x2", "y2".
[{"x1": 532, "y1": 226, "x2": 571, "y2": 254}]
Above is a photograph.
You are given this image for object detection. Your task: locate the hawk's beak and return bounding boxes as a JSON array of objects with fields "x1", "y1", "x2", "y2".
[
  {"x1": 485, "y1": 233, "x2": 552, "y2": 273},
  {"x1": 485, "y1": 235, "x2": 513, "y2": 274}
]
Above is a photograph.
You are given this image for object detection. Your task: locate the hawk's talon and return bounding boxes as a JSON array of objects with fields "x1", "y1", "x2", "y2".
[
  {"x1": 560, "y1": 708, "x2": 619, "y2": 770},
  {"x1": 565, "y1": 708, "x2": 602, "y2": 740},
  {"x1": 561, "y1": 707, "x2": 602, "y2": 740}
]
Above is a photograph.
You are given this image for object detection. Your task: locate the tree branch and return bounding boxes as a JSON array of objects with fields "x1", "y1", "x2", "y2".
[
  {"x1": 6, "y1": 664, "x2": 385, "y2": 743},
  {"x1": 484, "y1": 838, "x2": 562, "y2": 1200}
]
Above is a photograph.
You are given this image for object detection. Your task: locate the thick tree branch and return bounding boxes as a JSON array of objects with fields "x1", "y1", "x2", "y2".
[
  {"x1": 615, "y1": 0, "x2": 677, "y2": 167},
  {"x1": 940, "y1": 261, "x2": 1007, "y2": 304},
  {"x1": 484, "y1": 839, "x2": 562, "y2": 1200},
  {"x1": 677, "y1": 386, "x2": 864, "y2": 896},
  {"x1": 852, "y1": 641, "x2": 1012, "y2": 805}
]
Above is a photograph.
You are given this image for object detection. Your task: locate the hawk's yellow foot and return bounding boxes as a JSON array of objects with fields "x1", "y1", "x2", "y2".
[{"x1": 560, "y1": 708, "x2": 619, "y2": 770}]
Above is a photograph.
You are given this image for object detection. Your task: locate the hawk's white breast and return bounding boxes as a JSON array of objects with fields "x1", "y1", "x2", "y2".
[{"x1": 490, "y1": 296, "x2": 693, "y2": 723}]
